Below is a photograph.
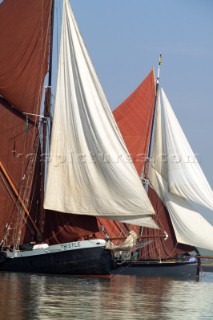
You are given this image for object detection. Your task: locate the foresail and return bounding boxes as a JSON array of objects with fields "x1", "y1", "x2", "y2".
[
  {"x1": 150, "y1": 88, "x2": 213, "y2": 251},
  {"x1": 44, "y1": 0, "x2": 157, "y2": 229},
  {"x1": 153, "y1": 170, "x2": 213, "y2": 251},
  {"x1": 161, "y1": 88, "x2": 213, "y2": 211}
]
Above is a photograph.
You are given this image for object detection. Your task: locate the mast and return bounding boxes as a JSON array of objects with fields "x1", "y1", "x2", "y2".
[
  {"x1": 48, "y1": 0, "x2": 55, "y2": 88},
  {"x1": 39, "y1": 0, "x2": 55, "y2": 234},
  {"x1": 143, "y1": 53, "x2": 162, "y2": 183}
]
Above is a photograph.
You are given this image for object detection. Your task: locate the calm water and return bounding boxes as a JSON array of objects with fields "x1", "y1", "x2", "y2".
[{"x1": 0, "y1": 271, "x2": 213, "y2": 320}]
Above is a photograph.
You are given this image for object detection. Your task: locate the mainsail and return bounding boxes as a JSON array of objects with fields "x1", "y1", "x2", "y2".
[
  {"x1": 44, "y1": 0, "x2": 158, "y2": 229},
  {"x1": 113, "y1": 69, "x2": 156, "y2": 176},
  {"x1": 0, "y1": 0, "x2": 52, "y2": 113},
  {"x1": 0, "y1": 0, "x2": 53, "y2": 245},
  {"x1": 150, "y1": 88, "x2": 213, "y2": 251}
]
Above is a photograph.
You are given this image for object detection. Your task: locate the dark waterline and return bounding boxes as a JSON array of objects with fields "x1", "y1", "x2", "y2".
[{"x1": 0, "y1": 272, "x2": 213, "y2": 320}]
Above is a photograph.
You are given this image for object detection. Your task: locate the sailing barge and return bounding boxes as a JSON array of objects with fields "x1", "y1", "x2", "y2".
[
  {"x1": 0, "y1": 0, "x2": 213, "y2": 278},
  {"x1": 0, "y1": 0, "x2": 158, "y2": 276}
]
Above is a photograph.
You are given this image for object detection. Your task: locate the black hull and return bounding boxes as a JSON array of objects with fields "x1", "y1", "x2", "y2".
[
  {"x1": 201, "y1": 265, "x2": 213, "y2": 272},
  {"x1": 114, "y1": 261, "x2": 199, "y2": 279},
  {"x1": 0, "y1": 247, "x2": 112, "y2": 275},
  {"x1": 0, "y1": 248, "x2": 200, "y2": 279}
]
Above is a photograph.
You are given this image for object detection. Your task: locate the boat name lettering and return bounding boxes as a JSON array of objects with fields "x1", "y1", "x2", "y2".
[{"x1": 61, "y1": 242, "x2": 81, "y2": 250}]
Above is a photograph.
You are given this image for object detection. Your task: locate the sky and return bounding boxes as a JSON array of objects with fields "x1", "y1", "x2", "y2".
[{"x1": 53, "y1": 0, "x2": 213, "y2": 223}]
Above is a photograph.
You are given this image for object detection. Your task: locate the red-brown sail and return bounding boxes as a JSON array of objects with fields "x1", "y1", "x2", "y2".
[
  {"x1": 0, "y1": 2, "x2": 164, "y2": 248},
  {"x1": 96, "y1": 218, "x2": 140, "y2": 241},
  {"x1": 43, "y1": 209, "x2": 136, "y2": 245},
  {"x1": 0, "y1": 0, "x2": 53, "y2": 247},
  {"x1": 42, "y1": 211, "x2": 99, "y2": 244},
  {"x1": 113, "y1": 69, "x2": 156, "y2": 176},
  {"x1": 0, "y1": 0, "x2": 52, "y2": 115},
  {"x1": 113, "y1": 69, "x2": 192, "y2": 259},
  {"x1": 141, "y1": 187, "x2": 192, "y2": 259}
]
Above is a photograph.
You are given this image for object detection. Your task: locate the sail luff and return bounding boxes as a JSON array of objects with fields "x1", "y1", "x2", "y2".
[{"x1": 147, "y1": 54, "x2": 162, "y2": 160}]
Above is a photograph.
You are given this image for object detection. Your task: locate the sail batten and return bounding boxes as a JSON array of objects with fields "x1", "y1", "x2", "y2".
[{"x1": 44, "y1": 0, "x2": 157, "y2": 229}]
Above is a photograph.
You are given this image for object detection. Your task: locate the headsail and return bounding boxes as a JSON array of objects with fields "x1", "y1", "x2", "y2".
[
  {"x1": 152, "y1": 170, "x2": 213, "y2": 251},
  {"x1": 150, "y1": 88, "x2": 213, "y2": 251},
  {"x1": 161, "y1": 89, "x2": 213, "y2": 211},
  {"x1": 44, "y1": 0, "x2": 157, "y2": 229}
]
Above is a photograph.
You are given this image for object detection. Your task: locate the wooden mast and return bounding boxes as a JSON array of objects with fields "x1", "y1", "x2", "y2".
[
  {"x1": 143, "y1": 53, "x2": 162, "y2": 182},
  {"x1": 39, "y1": 0, "x2": 55, "y2": 233}
]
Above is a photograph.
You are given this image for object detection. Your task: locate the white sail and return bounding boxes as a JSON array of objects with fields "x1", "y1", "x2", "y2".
[
  {"x1": 44, "y1": 0, "x2": 158, "y2": 229},
  {"x1": 150, "y1": 88, "x2": 213, "y2": 251},
  {"x1": 153, "y1": 170, "x2": 213, "y2": 251},
  {"x1": 161, "y1": 88, "x2": 213, "y2": 211}
]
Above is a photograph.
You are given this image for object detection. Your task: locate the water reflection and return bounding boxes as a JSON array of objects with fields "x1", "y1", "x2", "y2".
[{"x1": 0, "y1": 272, "x2": 213, "y2": 320}]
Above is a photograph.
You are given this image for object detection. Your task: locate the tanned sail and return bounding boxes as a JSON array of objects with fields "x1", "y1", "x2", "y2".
[
  {"x1": 0, "y1": 0, "x2": 52, "y2": 247},
  {"x1": 113, "y1": 66, "x2": 213, "y2": 261},
  {"x1": 113, "y1": 69, "x2": 156, "y2": 176},
  {"x1": 0, "y1": 0, "x2": 160, "y2": 276},
  {"x1": 112, "y1": 69, "x2": 180, "y2": 259}
]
